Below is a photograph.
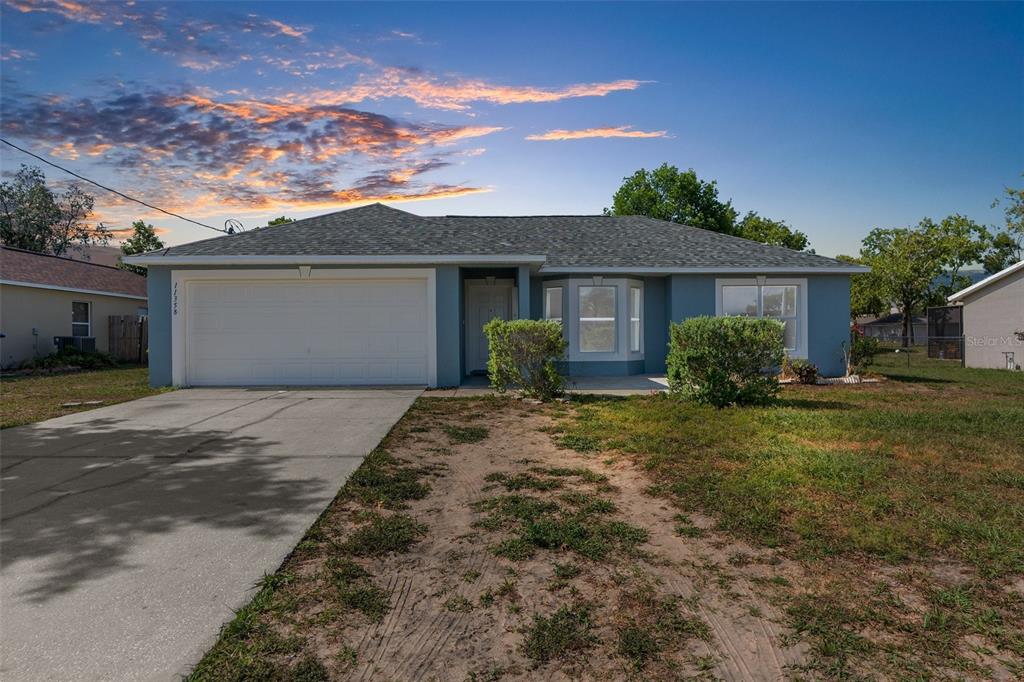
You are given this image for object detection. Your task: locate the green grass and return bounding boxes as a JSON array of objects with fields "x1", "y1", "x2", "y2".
[
  {"x1": 558, "y1": 360, "x2": 1024, "y2": 576},
  {"x1": 443, "y1": 424, "x2": 489, "y2": 443},
  {"x1": 0, "y1": 366, "x2": 171, "y2": 428},
  {"x1": 345, "y1": 450, "x2": 430, "y2": 509},
  {"x1": 341, "y1": 512, "x2": 426, "y2": 556},
  {"x1": 521, "y1": 603, "x2": 597, "y2": 664},
  {"x1": 475, "y1": 488, "x2": 648, "y2": 562},
  {"x1": 557, "y1": 357, "x2": 1023, "y2": 677},
  {"x1": 326, "y1": 558, "x2": 390, "y2": 622}
]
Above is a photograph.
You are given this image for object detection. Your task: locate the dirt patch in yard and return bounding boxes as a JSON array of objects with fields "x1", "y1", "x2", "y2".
[
  {"x1": 338, "y1": 402, "x2": 807, "y2": 680},
  {"x1": 193, "y1": 398, "x2": 813, "y2": 680},
  {"x1": 194, "y1": 391, "x2": 1022, "y2": 681}
]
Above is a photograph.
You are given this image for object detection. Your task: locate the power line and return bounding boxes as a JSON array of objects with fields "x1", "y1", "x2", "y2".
[{"x1": 0, "y1": 138, "x2": 236, "y2": 234}]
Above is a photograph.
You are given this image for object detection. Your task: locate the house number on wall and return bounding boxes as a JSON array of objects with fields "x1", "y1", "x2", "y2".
[{"x1": 173, "y1": 282, "x2": 179, "y2": 316}]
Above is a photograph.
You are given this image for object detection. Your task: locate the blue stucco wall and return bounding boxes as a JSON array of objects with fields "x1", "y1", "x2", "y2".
[
  {"x1": 807, "y1": 275, "x2": 851, "y2": 376},
  {"x1": 558, "y1": 360, "x2": 646, "y2": 377},
  {"x1": 517, "y1": 265, "x2": 531, "y2": 319},
  {"x1": 143, "y1": 264, "x2": 851, "y2": 386},
  {"x1": 643, "y1": 277, "x2": 668, "y2": 374},
  {"x1": 146, "y1": 266, "x2": 172, "y2": 387},
  {"x1": 668, "y1": 274, "x2": 717, "y2": 321}
]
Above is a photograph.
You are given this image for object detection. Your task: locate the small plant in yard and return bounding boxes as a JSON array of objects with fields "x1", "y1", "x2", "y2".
[
  {"x1": 847, "y1": 332, "x2": 882, "y2": 372},
  {"x1": 326, "y1": 558, "x2": 390, "y2": 622},
  {"x1": 484, "y1": 318, "x2": 567, "y2": 401},
  {"x1": 666, "y1": 316, "x2": 785, "y2": 407},
  {"x1": 789, "y1": 359, "x2": 819, "y2": 385},
  {"x1": 521, "y1": 603, "x2": 597, "y2": 663},
  {"x1": 341, "y1": 513, "x2": 426, "y2": 556},
  {"x1": 346, "y1": 449, "x2": 430, "y2": 508},
  {"x1": 443, "y1": 424, "x2": 489, "y2": 443},
  {"x1": 443, "y1": 594, "x2": 474, "y2": 613}
]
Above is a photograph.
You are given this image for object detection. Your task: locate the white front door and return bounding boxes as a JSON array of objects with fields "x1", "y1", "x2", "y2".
[
  {"x1": 185, "y1": 278, "x2": 430, "y2": 385},
  {"x1": 465, "y1": 280, "x2": 515, "y2": 374}
]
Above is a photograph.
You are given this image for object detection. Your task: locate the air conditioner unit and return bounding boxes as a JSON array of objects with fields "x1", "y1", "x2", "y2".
[{"x1": 53, "y1": 336, "x2": 96, "y2": 353}]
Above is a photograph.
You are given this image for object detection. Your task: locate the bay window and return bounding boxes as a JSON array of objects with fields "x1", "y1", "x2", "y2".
[
  {"x1": 717, "y1": 279, "x2": 806, "y2": 355},
  {"x1": 542, "y1": 278, "x2": 644, "y2": 362}
]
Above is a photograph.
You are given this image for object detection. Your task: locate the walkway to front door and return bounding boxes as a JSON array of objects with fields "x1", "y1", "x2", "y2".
[{"x1": 464, "y1": 278, "x2": 515, "y2": 374}]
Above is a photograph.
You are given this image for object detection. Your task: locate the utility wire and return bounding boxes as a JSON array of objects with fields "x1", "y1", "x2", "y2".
[{"x1": 0, "y1": 138, "x2": 234, "y2": 234}]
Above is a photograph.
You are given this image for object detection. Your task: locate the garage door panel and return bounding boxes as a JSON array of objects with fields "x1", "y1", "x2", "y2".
[{"x1": 186, "y1": 279, "x2": 429, "y2": 386}]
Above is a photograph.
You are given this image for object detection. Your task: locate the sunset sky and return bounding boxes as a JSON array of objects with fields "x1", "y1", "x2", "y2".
[{"x1": 0, "y1": 1, "x2": 1021, "y2": 257}]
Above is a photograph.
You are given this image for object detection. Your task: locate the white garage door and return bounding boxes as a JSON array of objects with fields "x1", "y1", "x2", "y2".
[{"x1": 185, "y1": 279, "x2": 429, "y2": 386}]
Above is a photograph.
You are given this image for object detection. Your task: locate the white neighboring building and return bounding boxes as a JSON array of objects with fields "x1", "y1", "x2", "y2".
[{"x1": 947, "y1": 260, "x2": 1024, "y2": 370}]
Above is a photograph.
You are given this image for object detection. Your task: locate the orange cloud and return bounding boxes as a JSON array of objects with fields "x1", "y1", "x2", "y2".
[
  {"x1": 525, "y1": 125, "x2": 669, "y2": 141},
  {"x1": 301, "y1": 69, "x2": 648, "y2": 111}
]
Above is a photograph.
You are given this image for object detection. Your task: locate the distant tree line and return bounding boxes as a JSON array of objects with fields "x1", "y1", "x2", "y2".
[
  {"x1": 608, "y1": 164, "x2": 1023, "y2": 344},
  {"x1": 605, "y1": 163, "x2": 811, "y2": 251}
]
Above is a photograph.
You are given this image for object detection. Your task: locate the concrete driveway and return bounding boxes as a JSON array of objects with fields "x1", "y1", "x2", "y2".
[{"x1": 0, "y1": 387, "x2": 421, "y2": 681}]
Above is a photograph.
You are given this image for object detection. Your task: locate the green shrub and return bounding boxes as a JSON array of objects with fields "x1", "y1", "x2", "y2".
[
  {"x1": 18, "y1": 349, "x2": 118, "y2": 371},
  {"x1": 790, "y1": 359, "x2": 819, "y2": 385},
  {"x1": 849, "y1": 334, "x2": 882, "y2": 371},
  {"x1": 484, "y1": 319, "x2": 567, "y2": 401},
  {"x1": 666, "y1": 316, "x2": 784, "y2": 407}
]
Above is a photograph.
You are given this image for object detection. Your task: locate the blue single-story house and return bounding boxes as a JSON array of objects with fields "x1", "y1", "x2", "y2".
[{"x1": 125, "y1": 204, "x2": 865, "y2": 387}]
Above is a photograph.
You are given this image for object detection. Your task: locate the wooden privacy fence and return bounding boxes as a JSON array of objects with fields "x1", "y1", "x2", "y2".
[{"x1": 108, "y1": 315, "x2": 149, "y2": 364}]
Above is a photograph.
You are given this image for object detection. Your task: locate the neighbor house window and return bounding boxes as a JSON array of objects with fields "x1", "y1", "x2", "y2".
[
  {"x1": 719, "y1": 281, "x2": 803, "y2": 353},
  {"x1": 544, "y1": 287, "x2": 563, "y2": 326},
  {"x1": 579, "y1": 285, "x2": 616, "y2": 352},
  {"x1": 72, "y1": 301, "x2": 91, "y2": 337},
  {"x1": 629, "y1": 287, "x2": 642, "y2": 352}
]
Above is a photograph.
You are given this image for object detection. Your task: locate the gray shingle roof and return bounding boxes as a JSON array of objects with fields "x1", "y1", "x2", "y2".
[{"x1": 137, "y1": 203, "x2": 858, "y2": 271}]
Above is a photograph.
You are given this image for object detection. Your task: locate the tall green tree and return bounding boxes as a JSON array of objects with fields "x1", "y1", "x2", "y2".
[
  {"x1": 985, "y1": 178, "x2": 1023, "y2": 273},
  {"x1": 857, "y1": 224, "x2": 948, "y2": 346},
  {"x1": 735, "y1": 212, "x2": 810, "y2": 251},
  {"x1": 928, "y1": 214, "x2": 991, "y2": 296},
  {"x1": 266, "y1": 216, "x2": 295, "y2": 227},
  {"x1": 836, "y1": 254, "x2": 887, "y2": 319},
  {"x1": 118, "y1": 220, "x2": 165, "y2": 276},
  {"x1": 606, "y1": 164, "x2": 737, "y2": 234},
  {"x1": 0, "y1": 164, "x2": 104, "y2": 256},
  {"x1": 606, "y1": 164, "x2": 811, "y2": 250}
]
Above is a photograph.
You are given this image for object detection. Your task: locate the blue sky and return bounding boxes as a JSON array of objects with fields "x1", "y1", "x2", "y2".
[{"x1": 1, "y1": 1, "x2": 1021, "y2": 257}]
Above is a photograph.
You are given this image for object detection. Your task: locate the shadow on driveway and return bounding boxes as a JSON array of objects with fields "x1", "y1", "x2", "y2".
[{"x1": 2, "y1": 417, "x2": 330, "y2": 603}]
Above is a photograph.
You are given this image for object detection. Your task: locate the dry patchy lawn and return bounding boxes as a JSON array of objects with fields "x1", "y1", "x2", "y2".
[
  {"x1": 1, "y1": 367, "x2": 169, "y2": 429},
  {"x1": 191, "y1": 359, "x2": 1023, "y2": 681}
]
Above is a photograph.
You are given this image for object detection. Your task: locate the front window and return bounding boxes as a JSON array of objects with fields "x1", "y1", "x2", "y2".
[
  {"x1": 629, "y1": 287, "x2": 642, "y2": 352},
  {"x1": 72, "y1": 301, "x2": 91, "y2": 337},
  {"x1": 719, "y1": 281, "x2": 801, "y2": 352},
  {"x1": 579, "y1": 285, "x2": 616, "y2": 352},
  {"x1": 761, "y1": 285, "x2": 798, "y2": 350},
  {"x1": 544, "y1": 287, "x2": 563, "y2": 326}
]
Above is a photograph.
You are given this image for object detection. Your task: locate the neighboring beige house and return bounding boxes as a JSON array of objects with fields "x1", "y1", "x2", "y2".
[
  {"x1": 947, "y1": 260, "x2": 1024, "y2": 371},
  {"x1": 0, "y1": 246, "x2": 148, "y2": 368}
]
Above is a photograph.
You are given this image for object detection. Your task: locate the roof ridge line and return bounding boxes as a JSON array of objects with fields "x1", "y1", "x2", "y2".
[{"x1": 0, "y1": 244, "x2": 139, "y2": 275}]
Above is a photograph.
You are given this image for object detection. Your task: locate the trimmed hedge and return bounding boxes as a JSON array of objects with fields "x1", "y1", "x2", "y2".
[
  {"x1": 667, "y1": 316, "x2": 784, "y2": 407},
  {"x1": 484, "y1": 319, "x2": 567, "y2": 401}
]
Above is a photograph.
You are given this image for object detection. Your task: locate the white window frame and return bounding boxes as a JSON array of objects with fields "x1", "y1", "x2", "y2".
[
  {"x1": 578, "y1": 285, "x2": 617, "y2": 353},
  {"x1": 71, "y1": 301, "x2": 91, "y2": 337},
  {"x1": 542, "y1": 278, "x2": 643, "y2": 362},
  {"x1": 629, "y1": 286, "x2": 643, "y2": 353},
  {"x1": 715, "y1": 278, "x2": 808, "y2": 357},
  {"x1": 543, "y1": 285, "x2": 563, "y2": 327}
]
